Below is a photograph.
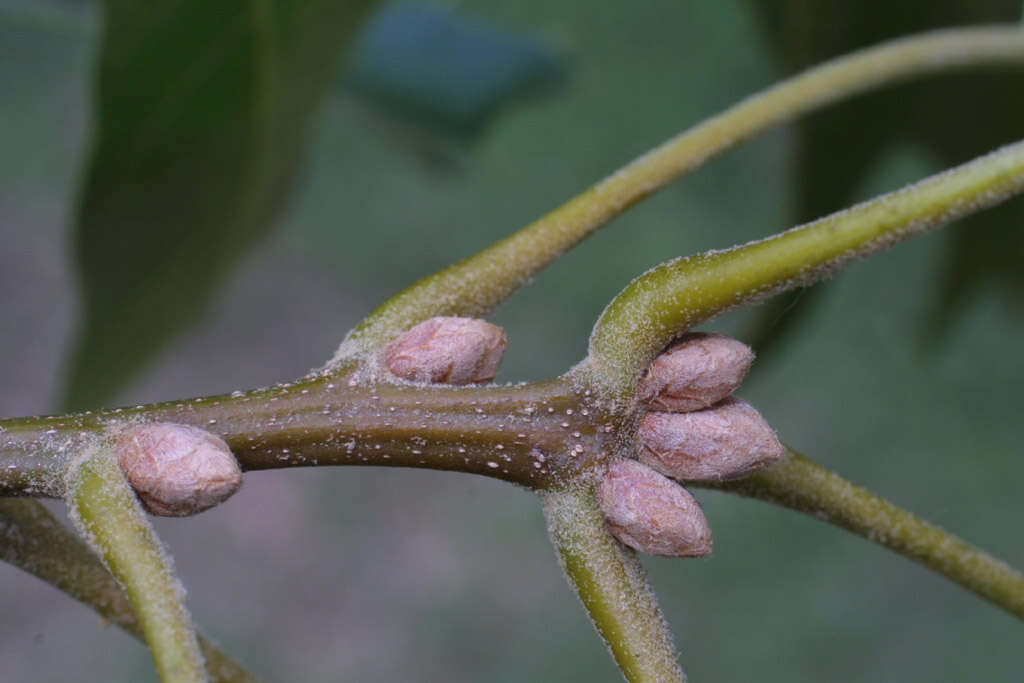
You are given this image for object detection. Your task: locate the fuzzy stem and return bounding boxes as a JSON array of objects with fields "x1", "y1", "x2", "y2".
[
  {"x1": 700, "y1": 449, "x2": 1024, "y2": 620},
  {"x1": 0, "y1": 375, "x2": 613, "y2": 494},
  {"x1": 587, "y1": 138, "x2": 1024, "y2": 395},
  {"x1": 333, "y1": 26, "x2": 1024, "y2": 362},
  {"x1": 0, "y1": 498, "x2": 258, "y2": 681},
  {"x1": 67, "y1": 446, "x2": 208, "y2": 682},
  {"x1": 541, "y1": 485, "x2": 685, "y2": 683}
]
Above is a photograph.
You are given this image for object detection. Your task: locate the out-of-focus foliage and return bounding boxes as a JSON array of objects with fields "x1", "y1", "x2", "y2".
[
  {"x1": 65, "y1": 0, "x2": 376, "y2": 410},
  {"x1": 745, "y1": 0, "x2": 1024, "y2": 359},
  {"x1": 2, "y1": 1, "x2": 1023, "y2": 681},
  {"x1": 64, "y1": 0, "x2": 567, "y2": 410}
]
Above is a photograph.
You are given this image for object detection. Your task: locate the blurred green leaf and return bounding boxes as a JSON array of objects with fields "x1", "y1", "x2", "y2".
[
  {"x1": 748, "y1": 0, "x2": 1024, "y2": 349},
  {"x1": 344, "y1": 2, "x2": 565, "y2": 138},
  {"x1": 66, "y1": 0, "x2": 376, "y2": 410},
  {"x1": 925, "y1": 201, "x2": 1024, "y2": 338}
]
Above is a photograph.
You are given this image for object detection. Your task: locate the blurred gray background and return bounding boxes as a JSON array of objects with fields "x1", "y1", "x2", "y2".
[{"x1": 2, "y1": 0, "x2": 1022, "y2": 681}]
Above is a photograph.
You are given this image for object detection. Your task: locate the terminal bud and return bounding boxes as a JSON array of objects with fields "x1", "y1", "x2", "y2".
[
  {"x1": 116, "y1": 423, "x2": 243, "y2": 517},
  {"x1": 596, "y1": 458, "x2": 712, "y2": 558},
  {"x1": 384, "y1": 316, "x2": 507, "y2": 385},
  {"x1": 638, "y1": 332, "x2": 754, "y2": 412},
  {"x1": 638, "y1": 397, "x2": 784, "y2": 482}
]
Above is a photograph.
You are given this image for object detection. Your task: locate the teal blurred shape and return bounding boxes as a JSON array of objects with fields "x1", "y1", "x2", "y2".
[{"x1": 344, "y1": 2, "x2": 566, "y2": 137}]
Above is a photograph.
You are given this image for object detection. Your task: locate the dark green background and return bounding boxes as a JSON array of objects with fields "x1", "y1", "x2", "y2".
[{"x1": 1, "y1": 0, "x2": 1021, "y2": 680}]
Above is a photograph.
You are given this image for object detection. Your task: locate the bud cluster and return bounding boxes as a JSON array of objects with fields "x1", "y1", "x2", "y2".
[
  {"x1": 596, "y1": 332, "x2": 784, "y2": 557},
  {"x1": 383, "y1": 321, "x2": 783, "y2": 560}
]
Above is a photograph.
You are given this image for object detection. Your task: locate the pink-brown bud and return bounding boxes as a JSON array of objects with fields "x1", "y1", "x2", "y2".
[
  {"x1": 384, "y1": 316, "x2": 507, "y2": 385},
  {"x1": 638, "y1": 332, "x2": 754, "y2": 412},
  {"x1": 596, "y1": 458, "x2": 712, "y2": 558},
  {"x1": 637, "y1": 397, "x2": 784, "y2": 482},
  {"x1": 116, "y1": 423, "x2": 243, "y2": 517}
]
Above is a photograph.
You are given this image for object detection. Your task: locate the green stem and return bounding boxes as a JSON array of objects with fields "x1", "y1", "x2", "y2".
[
  {"x1": 587, "y1": 138, "x2": 1024, "y2": 395},
  {"x1": 700, "y1": 449, "x2": 1024, "y2": 620},
  {"x1": 333, "y1": 26, "x2": 1024, "y2": 362},
  {"x1": 0, "y1": 498, "x2": 258, "y2": 682},
  {"x1": 66, "y1": 445, "x2": 208, "y2": 682},
  {"x1": 1, "y1": 375, "x2": 613, "y2": 494},
  {"x1": 541, "y1": 485, "x2": 685, "y2": 683}
]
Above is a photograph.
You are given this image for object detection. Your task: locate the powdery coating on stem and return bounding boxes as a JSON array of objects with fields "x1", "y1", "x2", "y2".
[
  {"x1": 0, "y1": 499, "x2": 258, "y2": 681},
  {"x1": 67, "y1": 445, "x2": 208, "y2": 682},
  {"x1": 702, "y1": 450, "x2": 1024, "y2": 620},
  {"x1": 638, "y1": 398, "x2": 784, "y2": 482},
  {"x1": 596, "y1": 459, "x2": 711, "y2": 558},
  {"x1": 117, "y1": 423, "x2": 242, "y2": 517},
  {"x1": 384, "y1": 317, "x2": 508, "y2": 385},
  {"x1": 587, "y1": 138, "x2": 1024, "y2": 395},
  {"x1": 637, "y1": 333, "x2": 753, "y2": 412},
  {"x1": 333, "y1": 28, "x2": 1024, "y2": 365},
  {"x1": 541, "y1": 485, "x2": 686, "y2": 682}
]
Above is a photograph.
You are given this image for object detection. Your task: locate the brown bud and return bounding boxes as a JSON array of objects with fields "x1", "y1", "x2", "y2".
[
  {"x1": 596, "y1": 458, "x2": 712, "y2": 558},
  {"x1": 384, "y1": 316, "x2": 507, "y2": 385},
  {"x1": 637, "y1": 397, "x2": 784, "y2": 482},
  {"x1": 638, "y1": 332, "x2": 754, "y2": 412},
  {"x1": 116, "y1": 423, "x2": 242, "y2": 517}
]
